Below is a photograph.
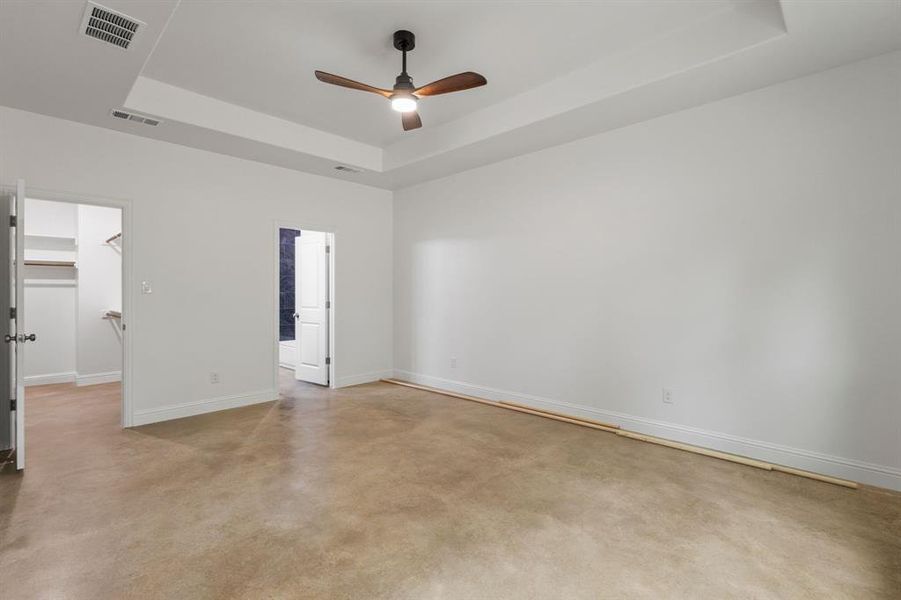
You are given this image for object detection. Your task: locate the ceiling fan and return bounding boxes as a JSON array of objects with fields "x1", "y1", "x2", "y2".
[{"x1": 314, "y1": 30, "x2": 487, "y2": 131}]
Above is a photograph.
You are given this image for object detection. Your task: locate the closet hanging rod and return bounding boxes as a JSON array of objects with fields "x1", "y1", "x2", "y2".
[
  {"x1": 105, "y1": 232, "x2": 122, "y2": 243},
  {"x1": 24, "y1": 260, "x2": 76, "y2": 267}
]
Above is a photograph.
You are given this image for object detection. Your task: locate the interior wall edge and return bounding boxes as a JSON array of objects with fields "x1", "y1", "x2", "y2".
[{"x1": 394, "y1": 369, "x2": 901, "y2": 492}]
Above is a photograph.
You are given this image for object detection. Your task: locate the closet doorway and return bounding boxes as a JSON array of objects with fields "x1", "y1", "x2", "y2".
[
  {"x1": 1, "y1": 181, "x2": 131, "y2": 470},
  {"x1": 274, "y1": 225, "x2": 334, "y2": 390}
]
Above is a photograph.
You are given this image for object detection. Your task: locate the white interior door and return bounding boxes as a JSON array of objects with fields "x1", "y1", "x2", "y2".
[
  {"x1": 294, "y1": 231, "x2": 329, "y2": 385},
  {"x1": 7, "y1": 180, "x2": 28, "y2": 470},
  {"x1": 0, "y1": 188, "x2": 11, "y2": 455}
]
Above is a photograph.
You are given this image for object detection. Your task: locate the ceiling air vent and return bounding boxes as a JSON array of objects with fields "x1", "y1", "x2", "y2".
[
  {"x1": 110, "y1": 109, "x2": 161, "y2": 127},
  {"x1": 334, "y1": 165, "x2": 362, "y2": 174},
  {"x1": 80, "y1": 2, "x2": 144, "y2": 50}
]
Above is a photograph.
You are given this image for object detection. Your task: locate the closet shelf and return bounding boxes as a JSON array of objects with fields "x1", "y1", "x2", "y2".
[
  {"x1": 25, "y1": 260, "x2": 76, "y2": 267},
  {"x1": 25, "y1": 234, "x2": 77, "y2": 249}
]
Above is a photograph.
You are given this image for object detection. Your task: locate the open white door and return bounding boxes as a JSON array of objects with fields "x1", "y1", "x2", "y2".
[
  {"x1": 4, "y1": 180, "x2": 30, "y2": 470},
  {"x1": 294, "y1": 231, "x2": 329, "y2": 385},
  {"x1": 0, "y1": 187, "x2": 11, "y2": 457},
  {"x1": 14, "y1": 180, "x2": 25, "y2": 469}
]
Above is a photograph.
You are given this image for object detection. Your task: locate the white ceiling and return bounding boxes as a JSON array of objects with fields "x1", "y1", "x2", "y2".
[
  {"x1": 0, "y1": 0, "x2": 178, "y2": 125},
  {"x1": 142, "y1": 0, "x2": 728, "y2": 146},
  {"x1": 1, "y1": 1, "x2": 900, "y2": 190}
]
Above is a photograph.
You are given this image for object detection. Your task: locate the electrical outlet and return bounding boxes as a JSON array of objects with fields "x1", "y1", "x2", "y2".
[
  {"x1": 662, "y1": 388, "x2": 673, "y2": 404},
  {"x1": 210, "y1": 372, "x2": 220, "y2": 384},
  {"x1": 450, "y1": 357, "x2": 457, "y2": 368}
]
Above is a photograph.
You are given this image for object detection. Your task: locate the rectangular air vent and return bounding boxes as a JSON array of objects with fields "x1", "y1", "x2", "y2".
[
  {"x1": 110, "y1": 109, "x2": 161, "y2": 127},
  {"x1": 80, "y1": 2, "x2": 144, "y2": 50}
]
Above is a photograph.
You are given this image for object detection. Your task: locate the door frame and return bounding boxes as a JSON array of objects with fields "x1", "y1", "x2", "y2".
[
  {"x1": 1, "y1": 184, "x2": 135, "y2": 427},
  {"x1": 272, "y1": 221, "x2": 335, "y2": 391}
]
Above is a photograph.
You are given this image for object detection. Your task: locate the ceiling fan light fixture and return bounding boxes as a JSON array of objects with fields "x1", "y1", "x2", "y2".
[{"x1": 390, "y1": 94, "x2": 418, "y2": 113}]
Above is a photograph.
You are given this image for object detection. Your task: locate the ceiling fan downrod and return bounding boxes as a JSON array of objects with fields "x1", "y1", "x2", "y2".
[{"x1": 394, "y1": 30, "x2": 415, "y2": 90}]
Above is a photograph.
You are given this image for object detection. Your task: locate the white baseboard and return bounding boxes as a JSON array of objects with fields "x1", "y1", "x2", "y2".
[
  {"x1": 132, "y1": 389, "x2": 277, "y2": 426},
  {"x1": 335, "y1": 369, "x2": 394, "y2": 388},
  {"x1": 393, "y1": 370, "x2": 901, "y2": 492},
  {"x1": 25, "y1": 371, "x2": 76, "y2": 386},
  {"x1": 278, "y1": 341, "x2": 295, "y2": 369},
  {"x1": 76, "y1": 371, "x2": 121, "y2": 386}
]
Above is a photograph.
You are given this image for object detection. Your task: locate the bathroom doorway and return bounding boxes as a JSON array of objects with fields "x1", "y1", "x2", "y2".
[{"x1": 274, "y1": 225, "x2": 334, "y2": 389}]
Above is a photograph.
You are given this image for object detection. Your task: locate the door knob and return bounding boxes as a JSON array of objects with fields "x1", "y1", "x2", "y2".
[
  {"x1": 3, "y1": 335, "x2": 13, "y2": 343},
  {"x1": 293, "y1": 312, "x2": 299, "y2": 320},
  {"x1": 17, "y1": 333, "x2": 35, "y2": 342}
]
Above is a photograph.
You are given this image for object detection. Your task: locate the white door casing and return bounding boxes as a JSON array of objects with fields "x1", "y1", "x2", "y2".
[
  {"x1": 12, "y1": 180, "x2": 26, "y2": 469},
  {"x1": 294, "y1": 231, "x2": 329, "y2": 385}
]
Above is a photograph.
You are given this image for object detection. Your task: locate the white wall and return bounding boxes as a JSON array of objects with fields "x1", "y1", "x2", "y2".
[
  {"x1": 0, "y1": 107, "x2": 393, "y2": 424},
  {"x1": 23, "y1": 198, "x2": 77, "y2": 385},
  {"x1": 25, "y1": 198, "x2": 77, "y2": 238},
  {"x1": 393, "y1": 51, "x2": 901, "y2": 490},
  {"x1": 76, "y1": 205, "x2": 122, "y2": 386}
]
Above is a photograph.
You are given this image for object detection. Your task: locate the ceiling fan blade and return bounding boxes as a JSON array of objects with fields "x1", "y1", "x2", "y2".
[
  {"x1": 314, "y1": 71, "x2": 392, "y2": 98},
  {"x1": 402, "y1": 110, "x2": 422, "y2": 131},
  {"x1": 414, "y1": 72, "x2": 487, "y2": 97}
]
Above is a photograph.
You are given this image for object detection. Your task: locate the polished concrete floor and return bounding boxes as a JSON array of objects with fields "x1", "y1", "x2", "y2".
[{"x1": 1, "y1": 373, "x2": 899, "y2": 599}]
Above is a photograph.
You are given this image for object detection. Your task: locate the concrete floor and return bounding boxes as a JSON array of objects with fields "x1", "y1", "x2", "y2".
[{"x1": 1, "y1": 373, "x2": 899, "y2": 599}]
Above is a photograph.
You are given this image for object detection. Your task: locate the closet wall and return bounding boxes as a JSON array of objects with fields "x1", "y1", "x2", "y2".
[
  {"x1": 23, "y1": 199, "x2": 78, "y2": 385},
  {"x1": 76, "y1": 205, "x2": 122, "y2": 385}
]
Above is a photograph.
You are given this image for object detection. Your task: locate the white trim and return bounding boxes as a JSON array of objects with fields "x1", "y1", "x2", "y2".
[
  {"x1": 393, "y1": 370, "x2": 901, "y2": 492},
  {"x1": 278, "y1": 340, "x2": 296, "y2": 369},
  {"x1": 336, "y1": 369, "x2": 394, "y2": 388},
  {"x1": 24, "y1": 279, "x2": 77, "y2": 288},
  {"x1": 25, "y1": 371, "x2": 76, "y2": 386},
  {"x1": 327, "y1": 231, "x2": 335, "y2": 390},
  {"x1": 132, "y1": 389, "x2": 277, "y2": 426},
  {"x1": 76, "y1": 370, "x2": 121, "y2": 386}
]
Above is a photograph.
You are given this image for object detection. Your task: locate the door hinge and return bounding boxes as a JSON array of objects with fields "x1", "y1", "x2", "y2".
[
  {"x1": 326, "y1": 300, "x2": 331, "y2": 309},
  {"x1": 9, "y1": 399, "x2": 16, "y2": 411},
  {"x1": 9, "y1": 307, "x2": 15, "y2": 319},
  {"x1": 325, "y1": 357, "x2": 331, "y2": 365},
  {"x1": 325, "y1": 245, "x2": 331, "y2": 254},
  {"x1": 8, "y1": 215, "x2": 16, "y2": 227}
]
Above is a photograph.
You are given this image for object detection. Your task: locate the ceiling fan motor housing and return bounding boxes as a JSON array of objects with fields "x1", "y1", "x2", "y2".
[{"x1": 394, "y1": 73, "x2": 414, "y2": 91}]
